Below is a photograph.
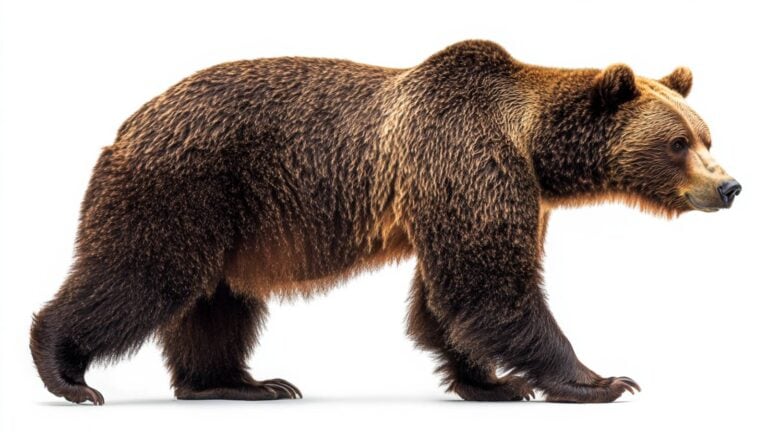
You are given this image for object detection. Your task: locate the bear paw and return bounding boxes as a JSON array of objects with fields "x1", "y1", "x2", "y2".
[
  {"x1": 451, "y1": 374, "x2": 535, "y2": 401},
  {"x1": 544, "y1": 376, "x2": 641, "y2": 403}
]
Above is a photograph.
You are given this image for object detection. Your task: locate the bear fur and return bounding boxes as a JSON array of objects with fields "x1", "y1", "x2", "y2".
[{"x1": 30, "y1": 40, "x2": 736, "y2": 404}]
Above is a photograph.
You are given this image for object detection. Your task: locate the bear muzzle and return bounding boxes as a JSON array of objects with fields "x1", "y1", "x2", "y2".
[{"x1": 683, "y1": 148, "x2": 741, "y2": 211}]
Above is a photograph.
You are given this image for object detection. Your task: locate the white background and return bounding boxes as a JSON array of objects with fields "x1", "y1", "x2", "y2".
[{"x1": 1, "y1": 1, "x2": 766, "y2": 431}]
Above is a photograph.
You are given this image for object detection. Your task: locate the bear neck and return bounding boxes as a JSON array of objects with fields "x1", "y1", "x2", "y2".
[{"x1": 520, "y1": 70, "x2": 624, "y2": 202}]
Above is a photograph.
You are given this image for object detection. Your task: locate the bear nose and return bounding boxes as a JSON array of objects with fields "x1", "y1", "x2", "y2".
[{"x1": 717, "y1": 179, "x2": 742, "y2": 207}]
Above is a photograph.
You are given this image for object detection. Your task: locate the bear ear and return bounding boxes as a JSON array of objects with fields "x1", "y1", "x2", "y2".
[
  {"x1": 593, "y1": 64, "x2": 639, "y2": 108},
  {"x1": 659, "y1": 67, "x2": 693, "y2": 97}
]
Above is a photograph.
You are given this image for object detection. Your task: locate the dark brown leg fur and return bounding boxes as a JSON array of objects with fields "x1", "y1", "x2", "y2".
[
  {"x1": 30, "y1": 258, "x2": 193, "y2": 405},
  {"x1": 407, "y1": 269, "x2": 535, "y2": 401},
  {"x1": 407, "y1": 145, "x2": 640, "y2": 403},
  {"x1": 160, "y1": 281, "x2": 301, "y2": 400},
  {"x1": 413, "y1": 242, "x2": 640, "y2": 403}
]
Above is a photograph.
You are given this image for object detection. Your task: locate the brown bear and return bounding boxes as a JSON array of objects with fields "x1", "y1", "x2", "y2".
[{"x1": 30, "y1": 40, "x2": 740, "y2": 405}]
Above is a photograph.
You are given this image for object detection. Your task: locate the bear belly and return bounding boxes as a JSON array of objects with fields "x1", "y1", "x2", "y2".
[{"x1": 223, "y1": 211, "x2": 413, "y2": 300}]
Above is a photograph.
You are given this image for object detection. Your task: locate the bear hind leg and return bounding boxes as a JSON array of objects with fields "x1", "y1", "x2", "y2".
[
  {"x1": 30, "y1": 261, "x2": 195, "y2": 405},
  {"x1": 407, "y1": 269, "x2": 535, "y2": 402},
  {"x1": 159, "y1": 281, "x2": 301, "y2": 400}
]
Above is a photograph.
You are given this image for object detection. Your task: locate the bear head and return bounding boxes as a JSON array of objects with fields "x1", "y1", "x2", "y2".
[{"x1": 593, "y1": 64, "x2": 740, "y2": 216}]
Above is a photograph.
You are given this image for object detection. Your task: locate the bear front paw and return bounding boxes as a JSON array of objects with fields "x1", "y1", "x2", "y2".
[
  {"x1": 544, "y1": 375, "x2": 641, "y2": 403},
  {"x1": 451, "y1": 374, "x2": 536, "y2": 401}
]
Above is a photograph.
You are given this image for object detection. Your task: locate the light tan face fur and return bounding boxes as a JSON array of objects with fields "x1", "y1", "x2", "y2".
[{"x1": 613, "y1": 76, "x2": 738, "y2": 215}]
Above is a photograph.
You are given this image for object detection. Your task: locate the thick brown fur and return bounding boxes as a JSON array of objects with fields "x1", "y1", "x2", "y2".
[{"x1": 31, "y1": 40, "x2": 732, "y2": 404}]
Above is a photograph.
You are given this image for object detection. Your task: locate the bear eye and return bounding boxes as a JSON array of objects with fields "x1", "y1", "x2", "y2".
[{"x1": 670, "y1": 137, "x2": 689, "y2": 153}]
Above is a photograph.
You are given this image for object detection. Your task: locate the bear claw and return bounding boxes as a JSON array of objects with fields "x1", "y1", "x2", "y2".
[
  {"x1": 609, "y1": 376, "x2": 641, "y2": 395},
  {"x1": 260, "y1": 378, "x2": 303, "y2": 399}
]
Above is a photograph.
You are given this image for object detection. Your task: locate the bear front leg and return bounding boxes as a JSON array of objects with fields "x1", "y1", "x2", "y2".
[
  {"x1": 513, "y1": 298, "x2": 641, "y2": 402},
  {"x1": 408, "y1": 175, "x2": 639, "y2": 402},
  {"x1": 415, "y1": 226, "x2": 640, "y2": 402},
  {"x1": 407, "y1": 265, "x2": 535, "y2": 401}
]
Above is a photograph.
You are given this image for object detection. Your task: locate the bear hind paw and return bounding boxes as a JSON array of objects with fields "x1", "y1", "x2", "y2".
[{"x1": 175, "y1": 378, "x2": 302, "y2": 401}]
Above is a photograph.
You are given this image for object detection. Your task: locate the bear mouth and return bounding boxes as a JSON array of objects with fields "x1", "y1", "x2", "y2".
[{"x1": 685, "y1": 193, "x2": 720, "y2": 212}]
